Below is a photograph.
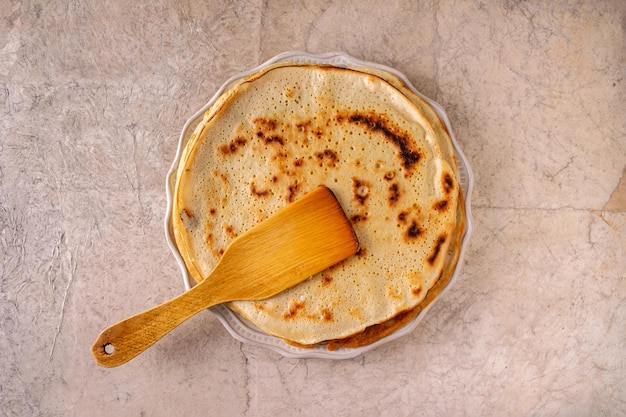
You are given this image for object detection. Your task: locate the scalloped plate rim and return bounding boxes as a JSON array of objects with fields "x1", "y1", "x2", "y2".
[{"x1": 164, "y1": 51, "x2": 474, "y2": 359}]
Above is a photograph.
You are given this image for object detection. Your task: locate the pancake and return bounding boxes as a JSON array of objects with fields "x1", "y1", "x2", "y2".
[{"x1": 172, "y1": 62, "x2": 463, "y2": 346}]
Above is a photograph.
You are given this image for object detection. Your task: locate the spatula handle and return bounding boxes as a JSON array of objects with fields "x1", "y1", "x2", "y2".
[{"x1": 91, "y1": 285, "x2": 216, "y2": 367}]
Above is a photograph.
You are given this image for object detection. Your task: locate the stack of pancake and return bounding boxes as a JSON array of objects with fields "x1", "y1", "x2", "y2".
[{"x1": 171, "y1": 62, "x2": 465, "y2": 349}]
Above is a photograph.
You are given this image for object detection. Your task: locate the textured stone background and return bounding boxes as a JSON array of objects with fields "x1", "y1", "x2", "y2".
[{"x1": 1, "y1": 1, "x2": 624, "y2": 416}]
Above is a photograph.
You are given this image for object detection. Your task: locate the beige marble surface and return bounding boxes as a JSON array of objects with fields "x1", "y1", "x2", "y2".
[{"x1": 1, "y1": 1, "x2": 624, "y2": 416}]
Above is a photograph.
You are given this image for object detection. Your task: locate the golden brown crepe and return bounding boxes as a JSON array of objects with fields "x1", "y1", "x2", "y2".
[{"x1": 172, "y1": 62, "x2": 464, "y2": 346}]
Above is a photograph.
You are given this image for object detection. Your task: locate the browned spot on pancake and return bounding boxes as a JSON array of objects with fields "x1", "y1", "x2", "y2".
[
  {"x1": 286, "y1": 182, "x2": 300, "y2": 203},
  {"x1": 209, "y1": 208, "x2": 216, "y2": 216},
  {"x1": 338, "y1": 111, "x2": 421, "y2": 175},
  {"x1": 350, "y1": 214, "x2": 367, "y2": 223},
  {"x1": 271, "y1": 175, "x2": 278, "y2": 183},
  {"x1": 388, "y1": 183, "x2": 401, "y2": 207},
  {"x1": 351, "y1": 177, "x2": 371, "y2": 205},
  {"x1": 356, "y1": 247, "x2": 367, "y2": 258},
  {"x1": 427, "y1": 234, "x2": 448, "y2": 265},
  {"x1": 264, "y1": 135, "x2": 284, "y2": 146},
  {"x1": 404, "y1": 221, "x2": 423, "y2": 242},
  {"x1": 321, "y1": 308, "x2": 333, "y2": 322},
  {"x1": 250, "y1": 182, "x2": 270, "y2": 198},
  {"x1": 212, "y1": 170, "x2": 228, "y2": 183},
  {"x1": 387, "y1": 286, "x2": 402, "y2": 300},
  {"x1": 384, "y1": 171, "x2": 396, "y2": 181},
  {"x1": 180, "y1": 208, "x2": 199, "y2": 230},
  {"x1": 273, "y1": 150, "x2": 289, "y2": 160},
  {"x1": 283, "y1": 300, "x2": 306, "y2": 320},
  {"x1": 217, "y1": 248, "x2": 225, "y2": 256},
  {"x1": 224, "y1": 224, "x2": 237, "y2": 239},
  {"x1": 313, "y1": 127, "x2": 323, "y2": 138},
  {"x1": 315, "y1": 149, "x2": 338, "y2": 167},
  {"x1": 293, "y1": 158, "x2": 304, "y2": 167},
  {"x1": 433, "y1": 199, "x2": 449, "y2": 212},
  {"x1": 412, "y1": 285, "x2": 422, "y2": 297},
  {"x1": 218, "y1": 137, "x2": 247, "y2": 156},
  {"x1": 296, "y1": 120, "x2": 311, "y2": 132},
  {"x1": 181, "y1": 208, "x2": 193, "y2": 221},
  {"x1": 253, "y1": 117, "x2": 278, "y2": 131},
  {"x1": 253, "y1": 302, "x2": 265, "y2": 312},
  {"x1": 321, "y1": 274, "x2": 333, "y2": 286},
  {"x1": 397, "y1": 211, "x2": 408, "y2": 224},
  {"x1": 442, "y1": 173, "x2": 454, "y2": 194},
  {"x1": 285, "y1": 88, "x2": 294, "y2": 98}
]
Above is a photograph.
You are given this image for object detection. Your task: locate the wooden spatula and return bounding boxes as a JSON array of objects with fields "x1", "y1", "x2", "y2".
[{"x1": 91, "y1": 186, "x2": 358, "y2": 367}]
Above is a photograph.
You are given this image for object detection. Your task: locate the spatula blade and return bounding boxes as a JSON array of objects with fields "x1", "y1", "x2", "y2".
[{"x1": 211, "y1": 185, "x2": 359, "y2": 302}]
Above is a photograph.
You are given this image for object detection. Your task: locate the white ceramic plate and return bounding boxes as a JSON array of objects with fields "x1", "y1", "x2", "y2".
[{"x1": 164, "y1": 51, "x2": 473, "y2": 359}]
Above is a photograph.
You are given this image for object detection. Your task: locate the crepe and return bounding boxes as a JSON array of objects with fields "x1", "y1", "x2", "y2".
[{"x1": 172, "y1": 62, "x2": 463, "y2": 346}]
